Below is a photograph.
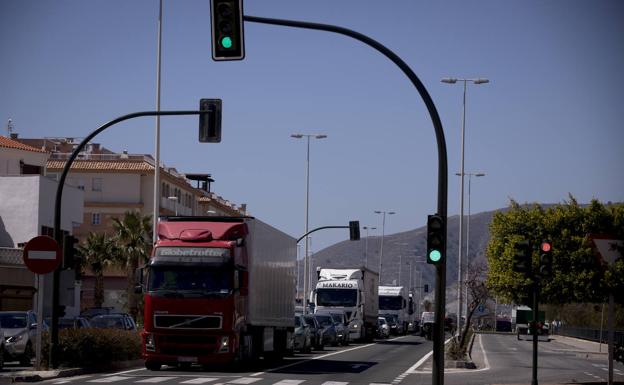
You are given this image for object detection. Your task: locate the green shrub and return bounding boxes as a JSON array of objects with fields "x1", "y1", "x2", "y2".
[{"x1": 41, "y1": 329, "x2": 141, "y2": 369}]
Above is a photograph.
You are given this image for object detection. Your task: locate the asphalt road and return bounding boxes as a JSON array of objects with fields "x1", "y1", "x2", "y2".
[{"x1": 33, "y1": 334, "x2": 432, "y2": 385}]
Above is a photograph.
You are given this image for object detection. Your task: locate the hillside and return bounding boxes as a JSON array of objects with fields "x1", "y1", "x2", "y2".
[{"x1": 298, "y1": 208, "x2": 500, "y2": 311}]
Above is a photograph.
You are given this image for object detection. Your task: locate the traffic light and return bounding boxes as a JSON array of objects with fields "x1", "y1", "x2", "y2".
[
  {"x1": 539, "y1": 240, "x2": 553, "y2": 276},
  {"x1": 199, "y1": 99, "x2": 222, "y2": 143},
  {"x1": 349, "y1": 221, "x2": 360, "y2": 241},
  {"x1": 210, "y1": 0, "x2": 245, "y2": 61},
  {"x1": 512, "y1": 240, "x2": 532, "y2": 275},
  {"x1": 62, "y1": 234, "x2": 79, "y2": 269},
  {"x1": 426, "y1": 214, "x2": 445, "y2": 265}
]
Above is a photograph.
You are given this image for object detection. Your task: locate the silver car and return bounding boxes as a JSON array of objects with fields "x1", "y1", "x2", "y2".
[{"x1": 0, "y1": 311, "x2": 39, "y2": 365}]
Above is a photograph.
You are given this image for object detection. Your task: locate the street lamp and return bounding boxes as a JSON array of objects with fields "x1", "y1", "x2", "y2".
[
  {"x1": 374, "y1": 210, "x2": 395, "y2": 285},
  {"x1": 167, "y1": 196, "x2": 178, "y2": 215},
  {"x1": 455, "y1": 171, "x2": 485, "y2": 327},
  {"x1": 442, "y1": 76, "x2": 489, "y2": 337},
  {"x1": 362, "y1": 226, "x2": 377, "y2": 268},
  {"x1": 291, "y1": 133, "x2": 327, "y2": 314}
]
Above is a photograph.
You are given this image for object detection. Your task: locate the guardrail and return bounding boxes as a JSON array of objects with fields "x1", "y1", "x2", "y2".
[{"x1": 558, "y1": 326, "x2": 624, "y2": 346}]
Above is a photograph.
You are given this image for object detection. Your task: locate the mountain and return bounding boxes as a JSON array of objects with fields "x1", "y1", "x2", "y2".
[{"x1": 298, "y1": 208, "x2": 500, "y2": 310}]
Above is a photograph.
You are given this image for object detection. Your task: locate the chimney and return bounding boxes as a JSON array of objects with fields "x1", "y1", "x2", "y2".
[
  {"x1": 10, "y1": 133, "x2": 18, "y2": 139},
  {"x1": 240, "y1": 203, "x2": 247, "y2": 214},
  {"x1": 120, "y1": 150, "x2": 129, "y2": 159}
]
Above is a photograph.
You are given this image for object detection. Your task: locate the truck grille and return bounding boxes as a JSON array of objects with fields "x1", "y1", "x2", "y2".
[
  {"x1": 157, "y1": 335, "x2": 218, "y2": 356},
  {"x1": 154, "y1": 315, "x2": 222, "y2": 329}
]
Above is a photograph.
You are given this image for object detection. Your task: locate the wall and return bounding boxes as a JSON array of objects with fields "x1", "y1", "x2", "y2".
[{"x1": 0, "y1": 147, "x2": 48, "y2": 176}]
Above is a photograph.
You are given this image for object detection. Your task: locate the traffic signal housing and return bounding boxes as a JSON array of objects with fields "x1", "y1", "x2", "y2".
[
  {"x1": 210, "y1": 0, "x2": 245, "y2": 61},
  {"x1": 539, "y1": 240, "x2": 553, "y2": 276},
  {"x1": 62, "y1": 234, "x2": 79, "y2": 269},
  {"x1": 199, "y1": 99, "x2": 222, "y2": 143},
  {"x1": 512, "y1": 240, "x2": 532, "y2": 275},
  {"x1": 349, "y1": 221, "x2": 360, "y2": 241},
  {"x1": 426, "y1": 214, "x2": 445, "y2": 265}
]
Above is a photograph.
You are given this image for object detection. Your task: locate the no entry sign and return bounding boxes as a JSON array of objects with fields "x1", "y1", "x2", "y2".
[{"x1": 23, "y1": 235, "x2": 62, "y2": 275}]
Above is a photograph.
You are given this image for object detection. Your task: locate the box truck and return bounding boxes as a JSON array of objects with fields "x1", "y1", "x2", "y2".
[
  {"x1": 138, "y1": 216, "x2": 296, "y2": 370},
  {"x1": 313, "y1": 267, "x2": 379, "y2": 341}
]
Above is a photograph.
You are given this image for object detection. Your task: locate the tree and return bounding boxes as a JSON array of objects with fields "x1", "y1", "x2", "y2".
[
  {"x1": 112, "y1": 211, "x2": 152, "y2": 320},
  {"x1": 486, "y1": 197, "x2": 624, "y2": 305},
  {"x1": 78, "y1": 232, "x2": 118, "y2": 308},
  {"x1": 459, "y1": 261, "x2": 490, "y2": 350}
]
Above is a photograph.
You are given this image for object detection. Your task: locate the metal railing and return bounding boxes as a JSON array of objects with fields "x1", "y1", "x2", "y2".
[{"x1": 558, "y1": 326, "x2": 624, "y2": 346}]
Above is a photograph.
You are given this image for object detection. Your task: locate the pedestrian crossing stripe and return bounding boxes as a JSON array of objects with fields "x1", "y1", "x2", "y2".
[
  {"x1": 271, "y1": 380, "x2": 305, "y2": 385},
  {"x1": 180, "y1": 379, "x2": 219, "y2": 384},
  {"x1": 88, "y1": 376, "x2": 131, "y2": 383},
  {"x1": 226, "y1": 378, "x2": 261, "y2": 384},
  {"x1": 136, "y1": 377, "x2": 178, "y2": 383}
]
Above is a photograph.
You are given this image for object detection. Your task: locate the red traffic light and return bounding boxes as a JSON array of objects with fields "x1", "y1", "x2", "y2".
[{"x1": 540, "y1": 241, "x2": 551, "y2": 252}]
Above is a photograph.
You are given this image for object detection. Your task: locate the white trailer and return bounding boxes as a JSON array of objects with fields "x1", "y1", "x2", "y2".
[
  {"x1": 313, "y1": 267, "x2": 379, "y2": 341},
  {"x1": 378, "y1": 286, "x2": 409, "y2": 334}
]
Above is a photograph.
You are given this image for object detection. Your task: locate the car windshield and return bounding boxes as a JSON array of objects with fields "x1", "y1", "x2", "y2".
[
  {"x1": 379, "y1": 296, "x2": 403, "y2": 310},
  {"x1": 0, "y1": 313, "x2": 28, "y2": 328},
  {"x1": 295, "y1": 317, "x2": 302, "y2": 327},
  {"x1": 315, "y1": 315, "x2": 333, "y2": 327},
  {"x1": 91, "y1": 315, "x2": 125, "y2": 329},
  {"x1": 316, "y1": 288, "x2": 357, "y2": 307},
  {"x1": 148, "y1": 266, "x2": 232, "y2": 294}
]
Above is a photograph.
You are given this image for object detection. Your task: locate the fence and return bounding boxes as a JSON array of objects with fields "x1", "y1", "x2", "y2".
[{"x1": 559, "y1": 326, "x2": 624, "y2": 346}]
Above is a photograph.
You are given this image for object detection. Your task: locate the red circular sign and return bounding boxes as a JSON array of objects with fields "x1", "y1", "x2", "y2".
[
  {"x1": 23, "y1": 235, "x2": 62, "y2": 275},
  {"x1": 541, "y1": 242, "x2": 552, "y2": 252}
]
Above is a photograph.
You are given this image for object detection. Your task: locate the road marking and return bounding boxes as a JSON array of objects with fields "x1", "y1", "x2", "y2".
[
  {"x1": 88, "y1": 376, "x2": 131, "y2": 383},
  {"x1": 106, "y1": 368, "x2": 146, "y2": 376},
  {"x1": 53, "y1": 381, "x2": 71, "y2": 384},
  {"x1": 251, "y1": 340, "x2": 380, "y2": 376},
  {"x1": 180, "y1": 379, "x2": 220, "y2": 384},
  {"x1": 136, "y1": 377, "x2": 177, "y2": 383},
  {"x1": 319, "y1": 382, "x2": 348, "y2": 385},
  {"x1": 270, "y1": 380, "x2": 305, "y2": 385},
  {"x1": 226, "y1": 378, "x2": 262, "y2": 384}
]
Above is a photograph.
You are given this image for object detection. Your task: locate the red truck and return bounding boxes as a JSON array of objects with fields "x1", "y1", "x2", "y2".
[{"x1": 137, "y1": 216, "x2": 296, "y2": 370}]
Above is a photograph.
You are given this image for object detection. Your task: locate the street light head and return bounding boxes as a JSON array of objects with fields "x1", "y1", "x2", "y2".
[
  {"x1": 388, "y1": 211, "x2": 396, "y2": 215},
  {"x1": 315, "y1": 134, "x2": 328, "y2": 139},
  {"x1": 441, "y1": 77, "x2": 458, "y2": 84},
  {"x1": 474, "y1": 78, "x2": 489, "y2": 85},
  {"x1": 290, "y1": 134, "x2": 303, "y2": 139},
  {"x1": 475, "y1": 173, "x2": 486, "y2": 177},
  {"x1": 455, "y1": 172, "x2": 462, "y2": 176},
  {"x1": 374, "y1": 210, "x2": 382, "y2": 214}
]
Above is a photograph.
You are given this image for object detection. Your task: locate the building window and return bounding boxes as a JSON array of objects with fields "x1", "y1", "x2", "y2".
[
  {"x1": 92, "y1": 213, "x2": 101, "y2": 225},
  {"x1": 92, "y1": 178, "x2": 103, "y2": 192},
  {"x1": 161, "y1": 182, "x2": 166, "y2": 198}
]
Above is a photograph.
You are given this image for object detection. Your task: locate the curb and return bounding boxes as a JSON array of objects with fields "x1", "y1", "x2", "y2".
[{"x1": 1, "y1": 360, "x2": 144, "y2": 383}]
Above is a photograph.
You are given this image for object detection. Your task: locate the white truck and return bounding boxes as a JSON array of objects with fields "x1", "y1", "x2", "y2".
[
  {"x1": 378, "y1": 286, "x2": 409, "y2": 335},
  {"x1": 313, "y1": 267, "x2": 379, "y2": 342}
]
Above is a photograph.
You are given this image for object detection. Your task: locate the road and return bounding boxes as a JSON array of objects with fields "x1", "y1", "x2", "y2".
[
  {"x1": 9, "y1": 333, "x2": 624, "y2": 385},
  {"x1": 36, "y1": 335, "x2": 433, "y2": 385}
]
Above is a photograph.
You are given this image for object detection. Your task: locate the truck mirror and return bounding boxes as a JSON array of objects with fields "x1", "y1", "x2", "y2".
[{"x1": 134, "y1": 267, "x2": 144, "y2": 293}]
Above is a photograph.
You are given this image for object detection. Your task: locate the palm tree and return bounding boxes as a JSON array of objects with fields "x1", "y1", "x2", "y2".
[
  {"x1": 112, "y1": 211, "x2": 153, "y2": 320},
  {"x1": 78, "y1": 232, "x2": 117, "y2": 308}
]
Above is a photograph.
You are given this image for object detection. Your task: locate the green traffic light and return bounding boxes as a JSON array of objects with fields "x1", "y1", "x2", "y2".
[
  {"x1": 429, "y1": 249, "x2": 441, "y2": 262},
  {"x1": 221, "y1": 36, "x2": 233, "y2": 49}
]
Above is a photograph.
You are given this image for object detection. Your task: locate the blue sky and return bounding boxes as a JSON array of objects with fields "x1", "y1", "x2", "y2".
[{"x1": 1, "y1": 1, "x2": 623, "y2": 253}]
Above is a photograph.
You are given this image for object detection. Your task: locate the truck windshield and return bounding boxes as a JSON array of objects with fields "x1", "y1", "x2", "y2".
[
  {"x1": 379, "y1": 296, "x2": 403, "y2": 310},
  {"x1": 148, "y1": 266, "x2": 232, "y2": 295},
  {"x1": 316, "y1": 288, "x2": 357, "y2": 307}
]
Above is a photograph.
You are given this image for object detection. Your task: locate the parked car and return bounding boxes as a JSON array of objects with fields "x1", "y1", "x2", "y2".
[
  {"x1": 316, "y1": 310, "x2": 349, "y2": 346},
  {"x1": 303, "y1": 314, "x2": 324, "y2": 350},
  {"x1": 293, "y1": 314, "x2": 312, "y2": 353},
  {"x1": 0, "y1": 310, "x2": 41, "y2": 365},
  {"x1": 314, "y1": 313, "x2": 338, "y2": 347},
  {"x1": 80, "y1": 307, "x2": 117, "y2": 319},
  {"x1": 90, "y1": 314, "x2": 137, "y2": 330},
  {"x1": 420, "y1": 311, "x2": 435, "y2": 340},
  {"x1": 0, "y1": 320, "x2": 5, "y2": 369},
  {"x1": 55, "y1": 317, "x2": 92, "y2": 329},
  {"x1": 377, "y1": 317, "x2": 390, "y2": 339}
]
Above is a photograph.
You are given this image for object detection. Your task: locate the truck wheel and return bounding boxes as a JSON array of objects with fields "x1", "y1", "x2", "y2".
[{"x1": 145, "y1": 362, "x2": 161, "y2": 371}]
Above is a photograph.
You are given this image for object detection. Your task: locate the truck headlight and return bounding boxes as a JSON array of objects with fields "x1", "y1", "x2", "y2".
[
  {"x1": 145, "y1": 333, "x2": 156, "y2": 352},
  {"x1": 219, "y1": 336, "x2": 230, "y2": 353}
]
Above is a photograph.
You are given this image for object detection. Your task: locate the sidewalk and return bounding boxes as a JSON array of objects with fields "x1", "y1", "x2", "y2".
[{"x1": 549, "y1": 335, "x2": 610, "y2": 358}]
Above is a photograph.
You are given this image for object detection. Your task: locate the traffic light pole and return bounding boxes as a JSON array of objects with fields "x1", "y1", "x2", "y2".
[
  {"x1": 532, "y1": 282, "x2": 539, "y2": 385},
  {"x1": 51, "y1": 109, "x2": 202, "y2": 368},
  {"x1": 243, "y1": 15, "x2": 448, "y2": 384}
]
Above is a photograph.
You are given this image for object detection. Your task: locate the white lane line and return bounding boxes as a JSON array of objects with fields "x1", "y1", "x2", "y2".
[
  {"x1": 88, "y1": 376, "x2": 131, "y2": 383},
  {"x1": 319, "y1": 382, "x2": 348, "y2": 385},
  {"x1": 251, "y1": 340, "x2": 381, "y2": 376},
  {"x1": 180, "y1": 378, "x2": 220, "y2": 384},
  {"x1": 53, "y1": 381, "x2": 71, "y2": 384},
  {"x1": 136, "y1": 377, "x2": 177, "y2": 383}
]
